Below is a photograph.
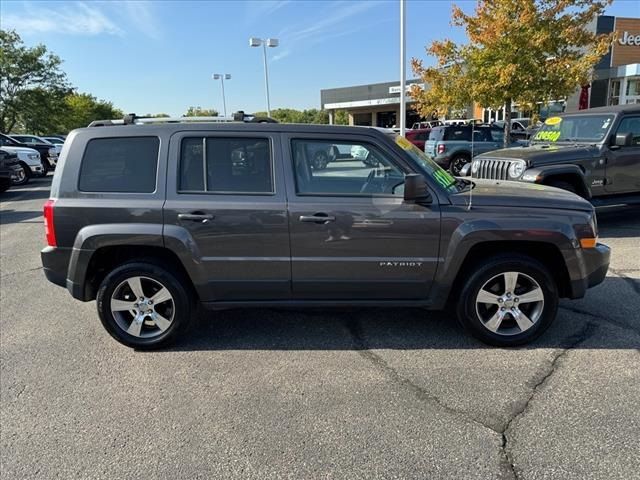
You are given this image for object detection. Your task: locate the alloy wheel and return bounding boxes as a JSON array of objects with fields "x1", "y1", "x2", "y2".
[
  {"x1": 475, "y1": 271, "x2": 545, "y2": 336},
  {"x1": 110, "y1": 276, "x2": 175, "y2": 338}
]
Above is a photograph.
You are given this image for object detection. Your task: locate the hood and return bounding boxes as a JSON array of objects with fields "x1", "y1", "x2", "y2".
[
  {"x1": 0, "y1": 146, "x2": 39, "y2": 156},
  {"x1": 450, "y1": 178, "x2": 593, "y2": 212},
  {"x1": 477, "y1": 143, "x2": 600, "y2": 167}
]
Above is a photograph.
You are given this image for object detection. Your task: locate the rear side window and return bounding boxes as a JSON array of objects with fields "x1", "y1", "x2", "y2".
[
  {"x1": 443, "y1": 127, "x2": 471, "y2": 141},
  {"x1": 179, "y1": 137, "x2": 273, "y2": 194},
  {"x1": 79, "y1": 137, "x2": 159, "y2": 193}
]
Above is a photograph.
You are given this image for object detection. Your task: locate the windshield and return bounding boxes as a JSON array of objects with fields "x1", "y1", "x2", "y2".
[
  {"x1": 392, "y1": 134, "x2": 458, "y2": 192},
  {"x1": 532, "y1": 114, "x2": 614, "y2": 143}
]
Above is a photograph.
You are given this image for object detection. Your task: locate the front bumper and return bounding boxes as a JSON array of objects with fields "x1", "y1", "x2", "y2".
[
  {"x1": 569, "y1": 243, "x2": 610, "y2": 298},
  {"x1": 28, "y1": 164, "x2": 43, "y2": 174}
]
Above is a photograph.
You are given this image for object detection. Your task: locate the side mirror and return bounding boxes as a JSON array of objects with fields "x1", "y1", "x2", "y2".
[
  {"x1": 404, "y1": 174, "x2": 432, "y2": 203},
  {"x1": 614, "y1": 132, "x2": 633, "y2": 147}
]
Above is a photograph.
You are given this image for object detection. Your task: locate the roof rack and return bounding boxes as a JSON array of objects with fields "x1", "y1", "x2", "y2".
[{"x1": 88, "y1": 111, "x2": 278, "y2": 127}]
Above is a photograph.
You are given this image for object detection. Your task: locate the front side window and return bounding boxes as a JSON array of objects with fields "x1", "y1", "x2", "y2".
[
  {"x1": 291, "y1": 139, "x2": 405, "y2": 196},
  {"x1": 179, "y1": 137, "x2": 273, "y2": 194},
  {"x1": 616, "y1": 117, "x2": 640, "y2": 146},
  {"x1": 79, "y1": 136, "x2": 159, "y2": 193}
]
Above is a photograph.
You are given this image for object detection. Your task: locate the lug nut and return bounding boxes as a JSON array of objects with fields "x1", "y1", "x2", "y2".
[
  {"x1": 507, "y1": 293, "x2": 512, "y2": 298},
  {"x1": 497, "y1": 298, "x2": 503, "y2": 303},
  {"x1": 148, "y1": 300, "x2": 153, "y2": 305},
  {"x1": 514, "y1": 298, "x2": 519, "y2": 303},
  {"x1": 501, "y1": 307, "x2": 506, "y2": 311}
]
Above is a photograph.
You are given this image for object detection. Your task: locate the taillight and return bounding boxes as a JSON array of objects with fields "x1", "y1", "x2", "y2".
[
  {"x1": 43, "y1": 199, "x2": 57, "y2": 247},
  {"x1": 437, "y1": 144, "x2": 446, "y2": 154}
]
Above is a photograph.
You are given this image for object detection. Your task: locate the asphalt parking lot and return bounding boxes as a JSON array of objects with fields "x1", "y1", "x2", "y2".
[{"x1": 1, "y1": 175, "x2": 639, "y2": 480}]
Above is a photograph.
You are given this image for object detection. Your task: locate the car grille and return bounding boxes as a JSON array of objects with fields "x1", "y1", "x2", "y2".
[{"x1": 475, "y1": 159, "x2": 513, "y2": 180}]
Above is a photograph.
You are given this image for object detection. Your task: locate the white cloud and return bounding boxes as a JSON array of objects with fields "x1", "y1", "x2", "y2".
[
  {"x1": 245, "y1": 0, "x2": 292, "y2": 25},
  {"x1": 3, "y1": 2, "x2": 124, "y2": 36},
  {"x1": 117, "y1": 1, "x2": 161, "y2": 40}
]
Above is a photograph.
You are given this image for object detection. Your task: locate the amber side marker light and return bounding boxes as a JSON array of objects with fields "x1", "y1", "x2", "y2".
[{"x1": 580, "y1": 237, "x2": 597, "y2": 249}]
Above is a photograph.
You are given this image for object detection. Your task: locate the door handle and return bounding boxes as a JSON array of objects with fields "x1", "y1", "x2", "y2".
[
  {"x1": 178, "y1": 213, "x2": 214, "y2": 223},
  {"x1": 299, "y1": 214, "x2": 336, "y2": 224}
]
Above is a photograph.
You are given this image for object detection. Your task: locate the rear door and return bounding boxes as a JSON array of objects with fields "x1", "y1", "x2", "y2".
[
  {"x1": 164, "y1": 131, "x2": 290, "y2": 301},
  {"x1": 282, "y1": 133, "x2": 441, "y2": 300},
  {"x1": 425, "y1": 128, "x2": 442, "y2": 157},
  {"x1": 606, "y1": 115, "x2": 640, "y2": 193}
]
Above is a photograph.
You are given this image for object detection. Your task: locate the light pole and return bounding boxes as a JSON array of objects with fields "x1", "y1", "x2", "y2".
[
  {"x1": 249, "y1": 37, "x2": 279, "y2": 116},
  {"x1": 399, "y1": 0, "x2": 406, "y2": 136},
  {"x1": 212, "y1": 73, "x2": 231, "y2": 117}
]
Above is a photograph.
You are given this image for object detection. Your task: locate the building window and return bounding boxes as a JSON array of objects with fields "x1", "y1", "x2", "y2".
[
  {"x1": 609, "y1": 79, "x2": 621, "y2": 105},
  {"x1": 625, "y1": 78, "x2": 640, "y2": 104}
]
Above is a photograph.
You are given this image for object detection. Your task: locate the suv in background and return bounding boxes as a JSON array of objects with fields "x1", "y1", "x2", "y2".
[
  {"x1": 0, "y1": 134, "x2": 43, "y2": 185},
  {"x1": 41, "y1": 116, "x2": 609, "y2": 350},
  {"x1": 0, "y1": 149, "x2": 21, "y2": 193},
  {"x1": 425, "y1": 125, "x2": 522, "y2": 175},
  {"x1": 405, "y1": 128, "x2": 430, "y2": 150},
  {"x1": 467, "y1": 104, "x2": 640, "y2": 208}
]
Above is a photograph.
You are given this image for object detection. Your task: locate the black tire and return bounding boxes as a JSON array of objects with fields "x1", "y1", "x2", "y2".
[
  {"x1": 11, "y1": 162, "x2": 30, "y2": 186},
  {"x1": 39, "y1": 159, "x2": 49, "y2": 177},
  {"x1": 312, "y1": 151, "x2": 329, "y2": 170},
  {"x1": 547, "y1": 180, "x2": 578, "y2": 195},
  {"x1": 449, "y1": 155, "x2": 470, "y2": 176},
  {"x1": 456, "y1": 254, "x2": 558, "y2": 347},
  {"x1": 96, "y1": 261, "x2": 194, "y2": 350}
]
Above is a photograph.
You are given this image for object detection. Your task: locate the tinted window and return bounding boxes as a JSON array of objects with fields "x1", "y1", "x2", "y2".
[
  {"x1": 79, "y1": 137, "x2": 159, "y2": 193},
  {"x1": 428, "y1": 128, "x2": 445, "y2": 141},
  {"x1": 179, "y1": 137, "x2": 273, "y2": 194},
  {"x1": 472, "y1": 129, "x2": 491, "y2": 142},
  {"x1": 291, "y1": 139, "x2": 404, "y2": 196},
  {"x1": 616, "y1": 116, "x2": 640, "y2": 145},
  {"x1": 491, "y1": 128, "x2": 505, "y2": 143},
  {"x1": 443, "y1": 127, "x2": 472, "y2": 141}
]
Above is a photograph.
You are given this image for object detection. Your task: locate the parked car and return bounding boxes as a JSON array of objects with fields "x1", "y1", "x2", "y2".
[
  {"x1": 42, "y1": 136, "x2": 65, "y2": 145},
  {"x1": 492, "y1": 118, "x2": 540, "y2": 140},
  {"x1": 10, "y1": 134, "x2": 63, "y2": 157},
  {"x1": 0, "y1": 133, "x2": 57, "y2": 175},
  {"x1": 0, "y1": 149, "x2": 21, "y2": 193},
  {"x1": 41, "y1": 116, "x2": 609, "y2": 349},
  {"x1": 425, "y1": 125, "x2": 523, "y2": 175},
  {"x1": 405, "y1": 128, "x2": 431, "y2": 151},
  {"x1": 466, "y1": 104, "x2": 640, "y2": 208},
  {"x1": 0, "y1": 135, "x2": 43, "y2": 185},
  {"x1": 412, "y1": 121, "x2": 443, "y2": 129}
]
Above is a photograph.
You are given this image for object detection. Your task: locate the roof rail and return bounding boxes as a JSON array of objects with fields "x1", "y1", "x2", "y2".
[{"x1": 88, "y1": 111, "x2": 278, "y2": 127}]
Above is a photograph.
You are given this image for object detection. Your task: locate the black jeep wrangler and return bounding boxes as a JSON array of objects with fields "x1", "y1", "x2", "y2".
[{"x1": 466, "y1": 104, "x2": 640, "y2": 208}]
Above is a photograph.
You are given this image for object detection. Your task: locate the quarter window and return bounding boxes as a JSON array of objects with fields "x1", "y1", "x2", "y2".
[
  {"x1": 179, "y1": 137, "x2": 273, "y2": 194},
  {"x1": 79, "y1": 137, "x2": 159, "y2": 193},
  {"x1": 291, "y1": 139, "x2": 405, "y2": 196}
]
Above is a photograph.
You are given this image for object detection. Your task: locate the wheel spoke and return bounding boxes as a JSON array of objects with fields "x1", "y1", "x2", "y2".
[
  {"x1": 518, "y1": 287, "x2": 544, "y2": 304},
  {"x1": 153, "y1": 313, "x2": 172, "y2": 332},
  {"x1": 127, "y1": 277, "x2": 145, "y2": 298},
  {"x1": 111, "y1": 299, "x2": 137, "y2": 312},
  {"x1": 150, "y1": 287, "x2": 172, "y2": 305},
  {"x1": 504, "y1": 272, "x2": 518, "y2": 294},
  {"x1": 513, "y1": 309, "x2": 534, "y2": 332},
  {"x1": 477, "y1": 289, "x2": 500, "y2": 305},
  {"x1": 127, "y1": 314, "x2": 143, "y2": 337},
  {"x1": 484, "y1": 311, "x2": 504, "y2": 333}
]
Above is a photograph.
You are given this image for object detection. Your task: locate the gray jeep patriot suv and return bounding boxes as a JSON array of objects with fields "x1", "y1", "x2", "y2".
[{"x1": 41, "y1": 117, "x2": 610, "y2": 349}]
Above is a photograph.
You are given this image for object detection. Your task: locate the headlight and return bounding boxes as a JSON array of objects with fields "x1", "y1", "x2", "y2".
[
  {"x1": 471, "y1": 160, "x2": 480, "y2": 174},
  {"x1": 27, "y1": 153, "x2": 40, "y2": 160},
  {"x1": 508, "y1": 161, "x2": 525, "y2": 178}
]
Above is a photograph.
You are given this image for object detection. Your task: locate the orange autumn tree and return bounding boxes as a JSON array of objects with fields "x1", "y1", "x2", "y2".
[{"x1": 410, "y1": 0, "x2": 613, "y2": 146}]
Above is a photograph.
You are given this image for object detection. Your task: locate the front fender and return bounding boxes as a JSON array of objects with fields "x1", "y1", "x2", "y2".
[{"x1": 521, "y1": 164, "x2": 590, "y2": 198}]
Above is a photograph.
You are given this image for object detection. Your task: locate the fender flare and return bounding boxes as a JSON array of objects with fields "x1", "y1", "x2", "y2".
[{"x1": 522, "y1": 164, "x2": 591, "y2": 198}]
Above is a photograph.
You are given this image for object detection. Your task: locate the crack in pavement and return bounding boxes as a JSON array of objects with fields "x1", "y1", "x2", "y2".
[
  {"x1": 609, "y1": 268, "x2": 640, "y2": 296},
  {"x1": 0, "y1": 266, "x2": 43, "y2": 279},
  {"x1": 559, "y1": 304, "x2": 640, "y2": 336},
  {"x1": 345, "y1": 319, "x2": 598, "y2": 480}
]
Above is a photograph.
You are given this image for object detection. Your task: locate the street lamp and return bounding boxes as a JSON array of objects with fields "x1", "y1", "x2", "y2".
[
  {"x1": 249, "y1": 37, "x2": 279, "y2": 116},
  {"x1": 212, "y1": 73, "x2": 231, "y2": 117}
]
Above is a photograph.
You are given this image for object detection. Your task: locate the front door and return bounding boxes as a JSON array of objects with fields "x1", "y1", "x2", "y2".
[
  {"x1": 164, "y1": 131, "x2": 290, "y2": 301},
  {"x1": 282, "y1": 134, "x2": 441, "y2": 300},
  {"x1": 606, "y1": 115, "x2": 640, "y2": 193}
]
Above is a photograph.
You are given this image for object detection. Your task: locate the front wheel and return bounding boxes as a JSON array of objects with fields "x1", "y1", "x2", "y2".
[
  {"x1": 456, "y1": 255, "x2": 558, "y2": 347},
  {"x1": 96, "y1": 262, "x2": 193, "y2": 349},
  {"x1": 11, "y1": 163, "x2": 30, "y2": 186},
  {"x1": 449, "y1": 155, "x2": 470, "y2": 176}
]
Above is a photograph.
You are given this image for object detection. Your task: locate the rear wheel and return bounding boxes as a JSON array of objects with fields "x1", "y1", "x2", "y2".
[
  {"x1": 456, "y1": 254, "x2": 558, "y2": 347},
  {"x1": 96, "y1": 261, "x2": 193, "y2": 349},
  {"x1": 449, "y1": 155, "x2": 470, "y2": 176},
  {"x1": 11, "y1": 163, "x2": 30, "y2": 186}
]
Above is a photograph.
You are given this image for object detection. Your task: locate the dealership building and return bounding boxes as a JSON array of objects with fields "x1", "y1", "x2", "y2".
[{"x1": 321, "y1": 15, "x2": 640, "y2": 127}]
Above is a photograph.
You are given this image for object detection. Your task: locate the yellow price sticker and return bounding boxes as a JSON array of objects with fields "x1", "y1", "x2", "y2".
[
  {"x1": 545, "y1": 116, "x2": 562, "y2": 126},
  {"x1": 396, "y1": 136, "x2": 413, "y2": 150}
]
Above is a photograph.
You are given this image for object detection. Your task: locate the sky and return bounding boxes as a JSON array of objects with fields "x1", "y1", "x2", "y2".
[{"x1": 2, "y1": 0, "x2": 639, "y2": 116}]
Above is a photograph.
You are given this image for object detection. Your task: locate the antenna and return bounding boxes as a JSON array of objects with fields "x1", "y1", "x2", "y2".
[{"x1": 468, "y1": 120, "x2": 474, "y2": 210}]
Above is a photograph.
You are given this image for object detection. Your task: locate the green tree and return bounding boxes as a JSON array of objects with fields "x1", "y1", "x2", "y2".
[
  {"x1": 0, "y1": 29, "x2": 70, "y2": 132},
  {"x1": 254, "y1": 108, "x2": 333, "y2": 124},
  {"x1": 410, "y1": 0, "x2": 612, "y2": 146},
  {"x1": 184, "y1": 106, "x2": 218, "y2": 117},
  {"x1": 59, "y1": 93, "x2": 123, "y2": 131},
  {"x1": 334, "y1": 110, "x2": 349, "y2": 125}
]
